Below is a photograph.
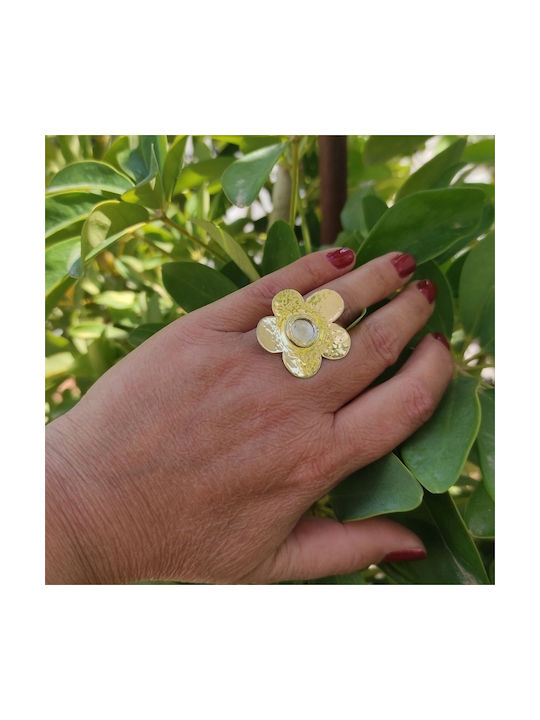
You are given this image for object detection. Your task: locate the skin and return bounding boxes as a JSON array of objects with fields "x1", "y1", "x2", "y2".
[{"x1": 46, "y1": 249, "x2": 454, "y2": 584}]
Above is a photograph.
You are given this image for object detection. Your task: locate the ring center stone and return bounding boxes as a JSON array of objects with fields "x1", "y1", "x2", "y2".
[{"x1": 286, "y1": 315, "x2": 318, "y2": 348}]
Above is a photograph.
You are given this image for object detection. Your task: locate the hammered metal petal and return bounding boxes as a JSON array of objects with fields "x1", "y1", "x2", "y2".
[
  {"x1": 282, "y1": 345, "x2": 322, "y2": 378},
  {"x1": 256, "y1": 316, "x2": 283, "y2": 353},
  {"x1": 306, "y1": 289, "x2": 345, "y2": 322},
  {"x1": 271, "y1": 289, "x2": 304, "y2": 323},
  {"x1": 321, "y1": 322, "x2": 351, "y2": 359}
]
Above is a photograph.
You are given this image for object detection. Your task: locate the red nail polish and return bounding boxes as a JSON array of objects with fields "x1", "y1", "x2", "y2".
[
  {"x1": 391, "y1": 253, "x2": 416, "y2": 278},
  {"x1": 382, "y1": 548, "x2": 427, "y2": 563},
  {"x1": 432, "y1": 332, "x2": 450, "y2": 349},
  {"x1": 416, "y1": 279, "x2": 437, "y2": 303},
  {"x1": 326, "y1": 247, "x2": 355, "y2": 268}
]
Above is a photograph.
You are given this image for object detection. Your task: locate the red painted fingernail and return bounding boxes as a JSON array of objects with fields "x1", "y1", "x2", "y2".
[
  {"x1": 416, "y1": 279, "x2": 437, "y2": 303},
  {"x1": 326, "y1": 247, "x2": 355, "y2": 268},
  {"x1": 391, "y1": 252, "x2": 416, "y2": 278},
  {"x1": 382, "y1": 548, "x2": 427, "y2": 563},
  {"x1": 432, "y1": 332, "x2": 450, "y2": 349}
]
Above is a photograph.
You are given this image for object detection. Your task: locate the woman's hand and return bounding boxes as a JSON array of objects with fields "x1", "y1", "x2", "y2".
[{"x1": 46, "y1": 248, "x2": 453, "y2": 584}]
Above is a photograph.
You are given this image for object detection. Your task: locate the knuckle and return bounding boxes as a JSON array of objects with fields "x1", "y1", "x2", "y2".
[
  {"x1": 302, "y1": 254, "x2": 327, "y2": 288},
  {"x1": 364, "y1": 319, "x2": 400, "y2": 367},
  {"x1": 403, "y1": 377, "x2": 437, "y2": 426}
]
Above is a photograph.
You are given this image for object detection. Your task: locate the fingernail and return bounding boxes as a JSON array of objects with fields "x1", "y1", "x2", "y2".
[
  {"x1": 382, "y1": 548, "x2": 427, "y2": 563},
  {"x1": 416, "y1": 279, "x2": 437, "y2": 303},
  {"x1": 326, "y1": 247, "x2": 355, "y2": 268},
  {"x1": 432, "y1": 332, "x2": 450, "y2": 349},
  {"x1": 391, "y1": 252, "x2": 416, "y2": 278}
]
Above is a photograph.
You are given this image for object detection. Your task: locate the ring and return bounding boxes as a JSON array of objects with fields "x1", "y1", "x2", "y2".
[{"x1": 256, "y1": 289, "x2": 351, "y2": 378}]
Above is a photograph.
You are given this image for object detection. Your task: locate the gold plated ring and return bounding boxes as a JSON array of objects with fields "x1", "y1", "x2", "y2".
[{"x1": 256, "y1": 289, "x2": 351, "y2": 378}]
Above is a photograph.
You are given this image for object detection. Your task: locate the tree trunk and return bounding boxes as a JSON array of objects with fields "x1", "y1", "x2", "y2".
[{"x1": 318, "y1": 136, "x2": 348, "y2": 246}]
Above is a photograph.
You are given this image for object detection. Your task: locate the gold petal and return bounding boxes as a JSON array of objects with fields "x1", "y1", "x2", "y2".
[
  {"x1": 256, "y1": 316, "x2": 283, "y2": 353},
  {"x1": 322, "y1": 322, "x2": 351, "y2": 359},
  {"x1": 306, "y1": 289, "x2": 345, "y2": 322},
  {"x1": 272, "y1": 289, "x2": 305, "y2": 323},
  {"x1": 282, "y1": 346, "x2": 322, "y2": 378}
]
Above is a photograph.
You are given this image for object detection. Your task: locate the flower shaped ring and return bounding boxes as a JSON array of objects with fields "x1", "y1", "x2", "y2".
[{"x1": 256, "y1": 289, "x2": 351, "y2": 378}]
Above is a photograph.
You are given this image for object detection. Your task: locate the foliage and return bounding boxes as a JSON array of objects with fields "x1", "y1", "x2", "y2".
[{"x1": 45, "y1": 134, "x2": 495, "y2": 584}]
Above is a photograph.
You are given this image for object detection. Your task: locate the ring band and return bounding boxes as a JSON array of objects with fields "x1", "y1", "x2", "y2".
[{"x1": 256, "y1": 288, "x2": 351, "y2": 378}]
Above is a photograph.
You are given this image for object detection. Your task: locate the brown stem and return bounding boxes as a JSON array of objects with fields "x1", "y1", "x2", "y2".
[{"x1": 318, "y1": 136, "x2": 348, "y2": 246}]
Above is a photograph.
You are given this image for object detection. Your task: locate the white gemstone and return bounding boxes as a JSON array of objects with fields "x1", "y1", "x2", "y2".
[{"x1": 290, "y1": 318, "x2": 316, "y2": 345}]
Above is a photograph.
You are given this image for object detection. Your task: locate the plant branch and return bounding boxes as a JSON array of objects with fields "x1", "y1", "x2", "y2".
[
  {"x1": 159, "y1": 214, "x2": 227, "y2": 263},
  {"x1": 289, "y1": 137, "x2": 300, "y2": 228}
]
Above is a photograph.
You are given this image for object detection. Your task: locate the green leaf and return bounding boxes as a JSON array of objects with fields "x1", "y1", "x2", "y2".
[
  {"x1": 363, "y1": 136, "x2": 431, "y2": 165},
  {"x1": 464, "y1": 482, "x2": 495, "y2": 538},
  {"x1": 45, "y1": 192, "x2": 103, "y2": 238},
  {"x1": 402, "y1": 376, "x2": 481, "y2": 493},
  {"x1": 121, "y1": 146, "x2": 164, "y2": 209},
  {"x1": 341, "y1": 187, "x2": 387, "y2": 235},
  {"x1": 213, "y1": 135, "x2": 284, "y2": 153},
  {"x1": 411, "y1": 261, "x2": 454, "y2": 337},
  {"x1": 262, "y1": 220, "x2": 301, "y2": 275},
  {"x1": 81, "y1": 201, "x2": 149, "y2": 264},
  {"x1": 94, "y1": 290, "x2": 136, "y2": 309},
  {"x1": 162, "y1": 136, "x2": 188, "y2": 201},
  {"x1": 477, "y1": 388, "x2": 495, "y2": 499},
  {"x1": 45, "y1": 236, "x2": 80, "y2": 295},
  {"x1": 47, "y1": 161, "x2": 134, "y2": 195},
  {"x1": 174, "y1": 157, "x2": 235, "y2": 194},
  {"x1": 356, "y1": 188, "x2": 485, "y2": 267},
  {"x1": 128, "y1": 323, "x2": 167, "y2": 347},
  {"x1": 45, "y1": 352, "x2": 76, "y2": 380},
  {"x1": 222, "y1": 142, "x2": 287, "y2": 207},
  {"x1": 191, "y1": 218, "x2": 259, "y2": 282},
  {"x1": 331, "y1": 453, "x2": 423, "y2": 521},
  {"x1": 162, "y1": 262, "x2": 238, "y2": 312},
  {"x1": 335, "y1": 230, "x2": 364, "y2": 254},
  {"x1": 462, "y1": 138, "x2": 494, "y2": 165},
  {"x1": 459, "y1": 231, "x2": 494, "y2": 352},
  {"x1": 395, "y1": 137, "x2": 467, "y2": 201},
  {"x1": 435, "y1": 201, "x2": 494, "y2": 264},
  {"x1": 381, "y1": 491, "x2": 490, "y2": 584}
]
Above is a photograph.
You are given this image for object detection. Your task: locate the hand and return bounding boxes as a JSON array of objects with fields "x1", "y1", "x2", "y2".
[{"x1": 46, "y1": 248, "x2": 453, "y2": 584}]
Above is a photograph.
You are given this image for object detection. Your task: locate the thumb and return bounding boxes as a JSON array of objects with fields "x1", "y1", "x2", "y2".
[{"x1": 253, "y1": 516, "x2": 426, "y2": 583}]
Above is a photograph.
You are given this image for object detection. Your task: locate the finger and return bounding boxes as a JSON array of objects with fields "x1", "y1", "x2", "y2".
[
  {"x1": 316, "y1": 278, "x2": 438, "y2": 409},
  {"x1": 253, "y1": 516, "x2": 426, "y2": 582},
  {"x1": 308, "y1": 251, "x2": 417, "y2": 327},
  {"x1": 201, "y1": 247, "x2": 356, "y2": 332},
  {"x1": 330, "y1": 333, "x2": 454, "y2": 481}
]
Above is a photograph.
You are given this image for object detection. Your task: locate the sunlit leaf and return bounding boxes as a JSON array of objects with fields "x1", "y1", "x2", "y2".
[
  {"x1": 81, "y1": 201, "x2": 149, "y2": 264},
  {"x1": 192, "y1": 218, "x2": 259, "y2": 282},
  {"x1": 162, "y1": 136, "x2": 188, "y2": 201},
  {"x1": 363, "y1": 135, "x2": 431, "y2": 165},
  {"x1": 45, "y1": 192, "x2": 103, "y2": 238},
  {"x1": 222, "y1": 142, "x2": 287, "y2": 207},
  {"x1": 395, "y1": 137, "x2": 467, "y2": 200},
  {"x1": 47, "y1": 161, "x2": 133, "y2": 195}
]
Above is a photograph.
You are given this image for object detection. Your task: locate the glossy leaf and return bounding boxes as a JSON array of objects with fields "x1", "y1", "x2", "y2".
[
  {"x1": 262, "y1": 220, "x2": 301, "y2": 275},
  {"x1": 162, "y1": 136, "x2": 188, "y2": 201},
  {"x1": 464, "y1": 482, "x2": 495, "y2": 538},
  {"x1": 162, "y1": 262, "x2": 238, "y2": 312},
  {"x1": 45, "y1": 236, "x2": 80, "y2": 295},
  {"x1": 81, "y1": 201, "x2": 149, "y2": 264},
  {"x1": 395, "y1": 137, "x2": 467, "y2": 200},
  {"x1": 356, "y1": 188, "x2": 485, "y2": 267},
  {"x1": 462, "y1": 138, "x2": 494, "y2": 164},
  {"x1": 331, "y1": 453, "x2": 423, "y2": 521},
  {"x1": 222, "y1": 142, "x2": 287, "y2": 207},
  {"x1": 411, "y1": 261, "x2": 454, "y2": 337},
  {"x1": 213, "y1": 135, "x2": 284, "y2": 153},
  {"x1": 45, "y1": 193, "x2": 103, "y2": 238},
  {"x1": 47, "y1": 161, "x2": 134, "y2": 195},
  {"x1": 121, "y1": 146, "x2": 163, "y2": 209},
  {"x1": 459, "y1": 231, "x2": 494, "y2": 351},
  {"x1": 192, "y1": 218, "x2": 259, "y2": 282},
  {"x1": 402, "y1": 376, "x2": 481, "y2": 493},
  {"x1": 363, "y1": 136, "x2": 431, "y2": 165},
  {"x1": 477, "y1": 388, "x2": 495, "y2": 499},
  {"x1": 174, "y1": 157, "x2": 235, "y2": 194},
  {"x1": 341, "y1": 187, "x2": 387, "y2": 235},
  {"x1": 381, "y1": 491, "x2": 490, "y2": 584}
]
